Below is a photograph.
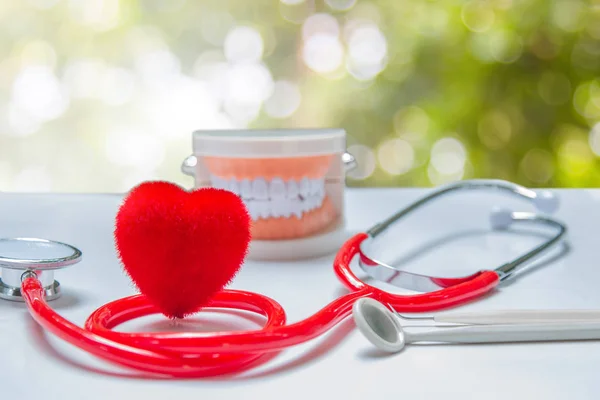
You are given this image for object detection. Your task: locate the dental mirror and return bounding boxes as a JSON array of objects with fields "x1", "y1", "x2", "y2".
[{"x1": 352, "y1": 297, "x2": 406, "y2": 353}]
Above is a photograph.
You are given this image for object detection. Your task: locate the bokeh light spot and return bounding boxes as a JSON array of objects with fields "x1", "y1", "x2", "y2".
[
  {"x1": 551, "y1": 0, "x2": 587, "y2": 32},
  {"x1": 26, "y1": 0, "x2": 60, "y2": 9},
  {"x1": 20, "y1": 40, "x2": 57, "y2": 69},
  {"x1": 478, "y1": 110, "x2": 512, "y2": 150},
  {"x1": 493, "y1": 0, "x2": 513, "y2": 10},
  {"x1": 557, "y1": 138, "x2": 594, "y2": 176},
  {"x1": 224, "y1": 26, "x2": 264, "y2": 63},
  {"x1": 105, "y1": 128, "x2": 165, "y2": 169},
  {"x1": 193, "y1": 51, "x2": 230, "y2": 102},
  {"x1": 11, "y1": 65, "x2": 69, "y2": 123},
  {"x1": 13, "y1": 166, "x2": 53, "y2": 192},
  {"x1": 427, "y1": 163, "x2": 465, "y2": 186},
  {"x1": 470, "y1": 33, "x2": 494, "y2": 63},
  {"x1": 326, "y1": 0, "x2": 356, "y2": 11},
  {"x1": 135, "y1": 49, "x2": 181, "y2": 85},
  {"x1": 302, "y1": 34, "x2": 344, "y2": 74},
  {"x1": 223, "y1": 100, "x2": 262, "y2": 126},
  {"x1": 225, "y1": 62, "x2": 274, "y2": 104},
  {"x1": 461, "y1": 1, "x2": 495, "y2": 33},
  {"x1": 346, "y1": 24, "x2": 387, "y2": 80},
  {"x1": 8, "y1": 103, "x2": 40, "y2": 136},
  {"x1": 264, "y1": 80, "x2": 302, "y2": 119},
  {"x1": 68, "y1": 0, "x2": 120, "y2": 32},
  {"x1": 62, "y1": 58, "x2": 106, "y2": 99},
  {"x1": 520, "y1": 149, "x2": 554, "y2": 184},
  {"x1": 588, "y1": 123, "x2": 600, "y2": 156},
  {"x1": 528, "y1": 31, "x2": 562, "y2": 60},
  {"x1": 573, "y1": 80, "x2": 600, "y2": 119},
  {"x1": 377, "y1": 138, "x2": 414, "y2": 175},
  {"x1": 393, "y1": 106, "x2": 430, "y2": 139},
  {"x1": 430, "y1": 137, "x2": 467, "y2": 175},
  {"x1": 144, "y1": 76, "x2": 226, "y2": 137},
  {"x1": 587, "y1": 10, "x2": 600, "y2": 39},
  {"x1": 200, "y1": 11, "x2": 236, "y2": 47},
  {"x1": 302, "y1": 13, "x2": 339, "y2": 41},
  {"x1": 490, "y1": 30, "x2": 523, "y2": 63},
  {"x1": 100, "y1": 67, "x2": 136, "y2": 106},
  {"x1": 347, "y1": 144, "x2": 376, "y2": 180},
  {"x1": 417, "y1": 6, "x2": 449, "y2": 37}
]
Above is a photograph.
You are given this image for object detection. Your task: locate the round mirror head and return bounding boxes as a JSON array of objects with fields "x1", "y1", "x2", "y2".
[
  {"x1": 352, "y1": 298, "x2": 405, "y2": 353},
  {"x1": 0, "y1": 238, "x2": 82, "y2": 270}
]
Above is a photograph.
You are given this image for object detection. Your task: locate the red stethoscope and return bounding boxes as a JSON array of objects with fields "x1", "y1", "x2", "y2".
[{"x1": 0, "y1": 180, "x2": 566, "y2": 378}]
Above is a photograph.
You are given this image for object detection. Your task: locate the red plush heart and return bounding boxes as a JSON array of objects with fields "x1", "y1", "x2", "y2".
[{"x1": 114, "y1": 181, "x2": 251, "y2": 319}]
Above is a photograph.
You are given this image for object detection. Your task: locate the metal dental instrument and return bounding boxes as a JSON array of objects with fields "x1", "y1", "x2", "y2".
[
  {"x1": 391, "y1": 309, "x2": 600, "y2": 326},
  {"x1": 354, "y1": 298, "x2": 600, "y2": 353}
]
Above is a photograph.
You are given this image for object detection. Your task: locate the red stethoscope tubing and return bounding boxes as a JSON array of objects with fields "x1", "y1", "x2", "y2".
[{"x1": 21, "y1": 233, "x2": 500, "y2": 377}]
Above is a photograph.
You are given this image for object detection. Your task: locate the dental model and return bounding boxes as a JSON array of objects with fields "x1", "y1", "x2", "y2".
[
  {"x1": 204, "y1": 155, "x2": 339, "y2": 239},
  {"x1": 181, "y1": 128, "x2": 350, "y2": 260}
]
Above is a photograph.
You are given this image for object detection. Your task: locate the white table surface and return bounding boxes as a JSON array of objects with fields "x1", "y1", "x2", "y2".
[{"x1": 1, "y1": 187, "x2": 600, "y2": 399}]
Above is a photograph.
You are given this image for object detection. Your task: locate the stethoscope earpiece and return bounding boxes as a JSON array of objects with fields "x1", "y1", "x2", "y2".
[
  {"x1": 533, "y1": 190, "x2": 559, "y2": 214},
  {"x1": 489, "y1": 207, "x2": 514, "y2": 230}
]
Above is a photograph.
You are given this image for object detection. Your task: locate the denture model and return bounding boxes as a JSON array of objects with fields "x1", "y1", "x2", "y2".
[
  {"x1": 181, "y1": 128, "x2": 348, "y2": 259},
  {"x1": 204, "y1": 155, "x2": 338, "y2": 240}
]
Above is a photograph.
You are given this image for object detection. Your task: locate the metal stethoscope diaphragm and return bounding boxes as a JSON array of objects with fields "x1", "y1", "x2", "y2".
[{"x1": 0, "y1": 237, "x2": 82, "y2": 301}]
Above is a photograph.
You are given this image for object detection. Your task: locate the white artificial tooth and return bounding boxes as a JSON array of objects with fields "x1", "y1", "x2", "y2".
[
  {"x1": 271, "y1": 201, "x2": 282, "y2": 218},
  {"x1": 318, "y1": 179, "x2": 325, "y2": 195},
  {"x1": 229, "y1": 179, "x2": 240, "y2": 195},
  {"x1": 269, "y1": 177, "x2": 286, "y2": 199},
  {"x1": 290, "y1": 199, "x2": 302, "y2": 218},
  {"x1": 220, "y1": 178, "x2": 230, "y2": 190},
  {"x1": 252, "y1": 178, "x2": 269, "y2": 200},
  {"x1": 287, "y1": 180, "x2": 299, "y2": 199},
  {"x1": 259, "y1": 201, "x2": 270, "y2": 219},
  {"x1": 211, "y1": 176, "x2": 225, "y2": 189},
  {"x1": 308, "y1": 195, "x2": 318, "y2": 210},
  {"x1": 247, "y1": 201, "x2": 258, "y2": 220},
  {"x1": 300, "y1": 177, "x2": 310, "y2": 198},
  {"x1": 310, "y1": 179, "x2": 321, "y2": 195},
  {"x1": 240, "y1": 179, "x2": 253, "y2": 199},
  {"x1": 301, "y1": 198, "x2": 310, "y2": 212},
  {"x1": 304, "y1": 196, "x2": 313, "y2": 211},
  {"x1": 280, "y1": 200, "x2": 291, "y2": 218},
  {"x1": 317, "y1": 186, "x2": 325, "y2": 202}
]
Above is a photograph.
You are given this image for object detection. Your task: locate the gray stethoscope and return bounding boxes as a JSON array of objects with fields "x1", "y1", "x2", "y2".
[{"x1": 5, "y1": 179, "x2": 597, "y2": 358}]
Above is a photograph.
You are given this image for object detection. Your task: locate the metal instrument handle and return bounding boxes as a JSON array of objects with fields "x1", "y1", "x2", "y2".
[
  {"x1": 405, "y1": 321, "x2": 600, "y2": 344},
  {"x1": 435, "y1": 310, "x2": 600, "y2": 325}
]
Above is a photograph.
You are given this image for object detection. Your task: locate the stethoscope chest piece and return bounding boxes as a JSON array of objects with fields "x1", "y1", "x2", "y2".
[{"x1": 0, "y1": 238, "x2": 82, "y2": 301}]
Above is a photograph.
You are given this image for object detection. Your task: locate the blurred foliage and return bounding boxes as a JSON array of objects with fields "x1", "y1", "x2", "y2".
[{"x1": 0, "y1": 0, "x2": 599, "y2": 192}]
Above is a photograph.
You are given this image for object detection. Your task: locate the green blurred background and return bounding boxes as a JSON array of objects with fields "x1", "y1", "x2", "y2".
[{"x1": 0, "y1": 0, "x2": 599, "y2": 192}]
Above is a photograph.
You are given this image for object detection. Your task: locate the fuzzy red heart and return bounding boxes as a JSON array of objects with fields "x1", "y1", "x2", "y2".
[{"x1": 114, "y1": 181, "x2": 251, "y2": 319}]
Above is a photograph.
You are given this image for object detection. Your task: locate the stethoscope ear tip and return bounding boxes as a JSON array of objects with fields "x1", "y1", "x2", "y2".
[
  {"x1": 490, "y1": 208, "x2": 514, "y2": 230},
  {"x1": 534, "y1": 190, "x2": 559, "y2": 214},
  {"x1": 352, "y1": 298, "x2": 405, "y2": 353}
]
